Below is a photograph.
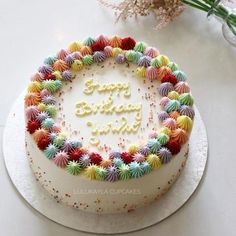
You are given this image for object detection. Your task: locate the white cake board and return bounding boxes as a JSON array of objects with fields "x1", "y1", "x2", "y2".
[{"x1": 2, "y1": 92, "x2": 208, "y2": 234}]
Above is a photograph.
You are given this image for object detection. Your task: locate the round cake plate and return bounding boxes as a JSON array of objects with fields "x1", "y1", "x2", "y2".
[{"x1": 3, "y1": 92, "x2": 208, "y2": 234}]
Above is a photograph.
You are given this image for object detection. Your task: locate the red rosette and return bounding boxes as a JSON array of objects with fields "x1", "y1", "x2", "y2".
[
  {"x1": 121, "y1": 152, "x2": 133, "y2": 164},
  {"x1": 165, "y1": 140, "x2": 181, "y2": 155},
  {"x1": 90, "y1": 152, "x2": 102, "y2": 165},
  {"x1": 43, "y1": 73, "x2": 56, "y2": 81},
  {"x1": 91, "y1": 41, "x2": 106, "y2": 52},
  {"x1": 161, "y1": 73, "x2": 178, "y2": 85},
  {"x1": 37, "y1": 137, "x2": 50, "y2": 150},
  {"x1": 27, "y1": 120, "x2": 41, "y2": 134},
  {"x1": 121, "y1": 37, "x2": 136, "y2": 50},
  {"x1": 69, "y1": 148, "x2": 83, "y2": 161}
]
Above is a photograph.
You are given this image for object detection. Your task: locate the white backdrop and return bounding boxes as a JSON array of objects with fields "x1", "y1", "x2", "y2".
[{"x1": 0, "y1": 0, "x2": 236, "y2": 235}]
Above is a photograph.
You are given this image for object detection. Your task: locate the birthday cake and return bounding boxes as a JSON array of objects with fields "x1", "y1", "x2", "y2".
[{"x1": 25, "y1": 35, "x2": 195, "y2": 214}]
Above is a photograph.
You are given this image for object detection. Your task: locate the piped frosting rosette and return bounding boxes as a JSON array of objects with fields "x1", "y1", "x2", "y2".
[{"x1": 25, "y1": 35, "x2": 194, "y2": 182}]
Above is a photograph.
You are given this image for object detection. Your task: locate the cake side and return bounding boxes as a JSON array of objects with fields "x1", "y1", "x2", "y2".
[{"x1": 26, "y1": 132, "x2": 188, "y2": 213}]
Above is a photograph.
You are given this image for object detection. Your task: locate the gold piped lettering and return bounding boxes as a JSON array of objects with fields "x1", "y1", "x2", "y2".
[{"x1": 75, "y1": 79, "x2": 143, "y2": 146}]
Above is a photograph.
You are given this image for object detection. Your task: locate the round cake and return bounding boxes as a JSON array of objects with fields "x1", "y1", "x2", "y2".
[{"x1": 25, "y1": 35, "x2": 195, "y2": 214}]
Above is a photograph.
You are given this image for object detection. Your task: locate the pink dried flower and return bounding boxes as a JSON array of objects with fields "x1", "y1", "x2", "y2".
[{"x1": 99, "y1": 0, "x2": 184, "y2": 29}]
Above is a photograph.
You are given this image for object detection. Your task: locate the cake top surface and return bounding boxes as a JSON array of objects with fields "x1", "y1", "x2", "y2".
[
  {"x1": 58, "y1": 60, "x2": 161, "y2": 155},
  {"x1": 25, "y1": 35, "x2": 195, "y2": 181}
]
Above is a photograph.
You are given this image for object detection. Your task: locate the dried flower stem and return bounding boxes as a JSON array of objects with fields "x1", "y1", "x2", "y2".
[{"x1": 183, "y1": 0, "x2": 236, "y2": 35}]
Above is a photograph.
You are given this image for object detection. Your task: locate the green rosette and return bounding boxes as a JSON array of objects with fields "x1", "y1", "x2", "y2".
[
  {"x1": 45, "y1": 104, "x2": 57, "y2": 117},
  {"x1": 119, "y1": 164, "x2": 131, "y2": 180},
  {"x1": 167, "y1": 62, "x2": 179, "y2": 71},
  {"x1": 42, "y1": 80, "x2": 61, "y2": 93},
  {"x1": 66, "y1": 161, "x2": 81, "y2": 175},
  {"x1": 96, "y1": 167, "x2": 108, "y2": 180},
  {"x1": 82, "y1": 55, "x2": 94, "y2": 65},
  {"x1": 150, "y1": 57, "x2": 162, "y2": 68},
  {"x1": 134, "y1": 42, "x2": 147, "y2": 53},
  {"x1": 179, "y1": 93, "x2": 194, "y2": 106},
  {"x1": 157, "y1": 133, "x2": 169, "y2": 145}
]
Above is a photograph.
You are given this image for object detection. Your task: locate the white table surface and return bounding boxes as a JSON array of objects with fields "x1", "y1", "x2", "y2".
[{"x1": 1, "y1": 0, "x2": 236, "y2": 235}]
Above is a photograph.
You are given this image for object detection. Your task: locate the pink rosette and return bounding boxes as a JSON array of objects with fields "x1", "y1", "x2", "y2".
[
  {"x1": 163, "y1": 118, "x2": 177, "y2": 130},
  {"x1": 148, "y1": 130, "x2": 158, "y2": 139},
  {"x1": 40, "y1": 89, "x2": 52, "y2": 98},
  {"x1": 144, "y1": 47, "x2": 160, "y2": 58},
  {"x1": 25, "y1": 105, "x2": 39, "y2": 120},
  {"x1": 96, "y1": 34, "x2": 109, "y2": 46},
  {"x1": 146, "y1": 66, "x2": 158, "y2": 80},
  {"x1": 57, "y1": 49, "x2": 69, "y2": 60},
  {"x1": 51, "y1": 123, "x2": 61, "y2": 133},
  {"x1": 174, "y1": 81, "x2": 190, "y2": 94},
  {"x1": 31, "y1": 72, "x2": 44, "y2": 82},
  {"x1": 160, "y1": 96, "x2": 170, "y2": 108},
  {"x1": 71, "y1": 51, "x2": 82, "y2": 60},
  {"x1": 104, "y1": 46, "x2": 113, "y2": 57},
  {"x1": 133, "y1": 153, "x2": 145, "y2": 163},
  {"x1": 53, "y1": 151, "x2": 69, "y2": 168}
]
